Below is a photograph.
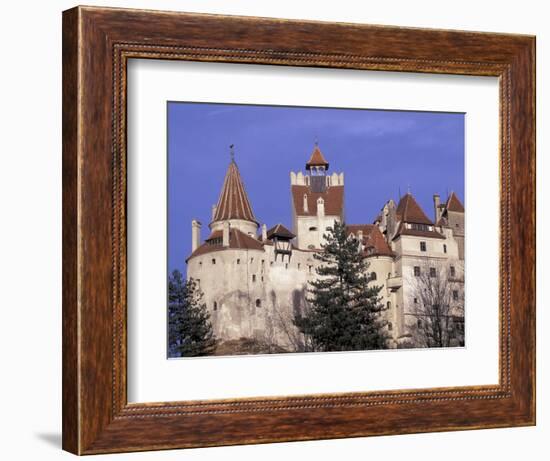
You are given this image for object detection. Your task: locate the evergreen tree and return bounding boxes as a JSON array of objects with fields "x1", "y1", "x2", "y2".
[
  {"x1": 294, "y1": 221, "x2": 388, "y2": 352},
  {"x1": 168, "y1": 270, "x2": 216, "y2": 357}
]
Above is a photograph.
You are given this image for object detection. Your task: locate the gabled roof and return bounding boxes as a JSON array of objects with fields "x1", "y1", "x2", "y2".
[
  {"x1": 267, "y1": 223, "x2": 295, "y2": 240},
  {"x1": 445, "y1": 191, "x2": 465, "y2": 213},
  {"x1": 212, "y1": 160, "x2": 257, "y2": 224},
  {"x1": 346, "y1": 224, "x2": 394, "y2": 257},
  {"x1": 291, "y1": 185, "x2": 344, "y2": 217},
  {"x1": 186, "y1": 228, "x2": 264, "y2": 261},
  {"x1": 395, "y1": 193, "x2": 433, "y2": 225},
  {"x1": 305, "y1": 145, "x2": 329, "y2": 170}
]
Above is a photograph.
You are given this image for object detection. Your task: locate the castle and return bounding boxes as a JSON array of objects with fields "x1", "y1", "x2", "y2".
[{"x1": 186, "y1": 144, "x2": 465, "y2": 350}]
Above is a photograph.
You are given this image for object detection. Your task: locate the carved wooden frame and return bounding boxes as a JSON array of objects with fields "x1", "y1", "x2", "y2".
[{"x1": 62, "y1": 6, "x2": 535, "y2": 455}]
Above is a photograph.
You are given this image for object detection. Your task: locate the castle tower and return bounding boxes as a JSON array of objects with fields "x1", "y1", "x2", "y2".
[
  {"x1": 290, "y1": 143, "x2": 344, "y2": 250},
  {"x1": 306, "y1": 143, "x2": 329, "y2": 192},
  {"x1": 209, "y1": 146, "x2": 259, "y2": 237}
]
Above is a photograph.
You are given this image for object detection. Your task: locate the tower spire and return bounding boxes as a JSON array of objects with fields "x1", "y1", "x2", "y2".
[{"x1": 211, "y1": 152, "x2": 258, "y2": 227}]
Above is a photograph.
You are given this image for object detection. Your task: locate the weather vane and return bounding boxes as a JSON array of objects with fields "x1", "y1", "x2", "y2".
[{"x1": 229, "y1": 144, "x2": 235, "y2": 162}]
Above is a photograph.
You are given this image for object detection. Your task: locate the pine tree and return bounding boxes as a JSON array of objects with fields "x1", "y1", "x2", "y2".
[
  {"x1": 168, "y1": 270, "x2": 217, "y2": 357},
  {"x1": 294, "y1": 221, "x2": 388, "y2": 352}
]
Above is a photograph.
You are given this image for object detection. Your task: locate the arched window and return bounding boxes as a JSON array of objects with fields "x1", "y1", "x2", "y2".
[
  {"x1": 388, "y1": 322, "x2": 393, "y2": 331},
  {"x1": 213, "y1": 302, "x2": 217, "y2": 311},
  {"x1": 387, "y1": 301, "x2": 391, "y2": 310},
  {"x1": 417, "y1": 318, "x2": 423, "y2": 329},
  {"x1": 255, "y1": 299, "x2": 261, "y2": 307},
  {"x1": 211, "y1": 258, "x2": 216, "y2": 265},
  {"x1": 236, "y1": 258, "x2": 240, "y2": 264},
  {"x1": 371, "y1": 272, "x2": 377, "y2": 281}
]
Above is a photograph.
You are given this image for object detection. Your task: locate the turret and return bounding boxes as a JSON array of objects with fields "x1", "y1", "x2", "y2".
[{"x1": 209, "y1": 145, "x2": 259, "y2": 237}]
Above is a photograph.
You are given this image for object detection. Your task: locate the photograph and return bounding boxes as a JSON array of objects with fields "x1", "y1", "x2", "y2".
[{"x1": 167, "y1": 102, "x2": 466, "y2": 357}]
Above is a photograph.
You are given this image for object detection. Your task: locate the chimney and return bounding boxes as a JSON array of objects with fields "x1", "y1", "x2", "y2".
[
  {"x1": 357, "y1": 230, "x2": 364, "y2": 252},
  {"x1": 211, "y1": 204, "x2": 217, "y2": 221},
  {"x1": 223, "y1": 221, "x2": 230, "y2": 247},
  {"x1": 262, "y1": 223, "x2": 267, "y2": 241},
  {"x1": 433, "y1": 194, "x2": 441, "y2": 223},
  {"x1": 191, "y1": 220, "x2": 201, "y2": 252},
  {"x1": 303, "y1": 194, "x2": 309, "y2": 213}
]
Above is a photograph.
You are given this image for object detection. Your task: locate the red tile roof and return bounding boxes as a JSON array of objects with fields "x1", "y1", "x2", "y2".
[
  {"x1": 396, "y1": 193, "x2": 433, "y2": 225},
  {"x1": 291, "y1": 185, "x2": 344, "y2": 217},
  {"x1": 445, "y1": 191, "x2": 465, "y2": 213},
  {"x1": 267, "y1": 223, "x2": 295, "y2": 240},
  {"x1": 212, "y1": 160, "x2": 257, "y2": 224},
  {"x1": 346, "y1": 224, "x2": 394, "y2": 257},
  {"x1": 186, "y1": 228, "x2": 264, "y2": 261},
  {"x1": 305, "y1": 145, "x2": 329, "y2": 170}
]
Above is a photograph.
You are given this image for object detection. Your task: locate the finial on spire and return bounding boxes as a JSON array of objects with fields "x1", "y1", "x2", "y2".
[
  {"x1": 407, "y1": 183, "x2": 411, "y2": 194},
  {"x1": 314, "y1": 135, "x2": 319, "y2": 147},
  {"x1": 229, "y1": 144, "x2": 235, "y2": 162}
]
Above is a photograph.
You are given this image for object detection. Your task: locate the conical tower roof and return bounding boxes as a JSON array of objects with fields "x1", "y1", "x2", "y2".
[
  {"x1": 212, "y1": 159, "x2": 257, "y2": 224},
  {"x1": 305, "y1": 144, "x2": 329, "y2": 170}
]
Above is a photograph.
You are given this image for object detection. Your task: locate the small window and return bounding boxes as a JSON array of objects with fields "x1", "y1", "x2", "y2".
[
  {"x1": 450, "y1": 266, "x2": 456, "y2": 277},
  {"x1": 430, "y1": 267, "x2": 437, "y2": 278},
  {"x1": 414, "y1": 266, "x2": 421, "y2": 277},
  {"x1": 261, "y1": 259, "x2": 265, "y2": 267},
  {"x1": 212, "y1": 258, "x2": 216, "y2": 265},
  {"x1": 236, "y1": 258, "x2": 240, "y2": 264},
  {"x1": 417, "y1": 319, "x2": 423, "y2": 329},
  {"x1": 250, "y1": 257, "x2": 254, "y2": 263},
  {"x1": 308, "y1": 265, "x2": 313, "y2": 274},
  {"x1": 196, "y1": 279, "x2": 200, "y2": 287},
  {"x1": 255, "y1": 299, "x2": 261, "y2": 307},
  {"x1": 414, "y1": 297, "x2": 418, "y2": 304},
  {"x1": 285, "y1": 263, "x2": 288, "y2": 269},
  {"x1": 309, "y1": 226, "x2": 318, "y2": 231},
  {"x1": 388, "y1": 322, "x2": 393, "y2": 331},
  {"x1": 453, "y1": 290, "x2": 459, "y2": 301},
  {"x1": 371, "y1": 272, "x2": 377, "y2": 281},
  {"x1": 443, "y1": 244, "x2": 447, "y2": 253},
  {"x1": 252, "y1": 274, "x2": 256, "y2": 282},
  {"x1": 270, "y1": 261, "x2": 274, "y2": 266},
  {"x1": 298, "y1": 263, "x2": 301, "y2": 269},
  {"x1": 213, "y1": 302, "x2": 217, "y2": 311},
  {"x1": 387, "y1": 301, "x2": 391, "y2": 310},
  {"x1": 199, "y1": 261, "x2": 202, "y2": 268},
  {"x1": 420, "y1": 241, "x2": 427, "y2": 252},
  {"x1": 261, "y1": 276, "x2": 264, "y2": 282}
]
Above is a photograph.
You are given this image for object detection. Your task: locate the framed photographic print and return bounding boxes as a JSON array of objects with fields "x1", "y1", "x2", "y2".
[{"x1": 62, "y1": 6, "x2": 535, "y2": 455}]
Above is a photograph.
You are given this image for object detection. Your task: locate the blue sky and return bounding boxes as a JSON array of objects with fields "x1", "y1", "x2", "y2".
[{"x1": 168, "y1": 102, "x2": 464, "y2": 275}]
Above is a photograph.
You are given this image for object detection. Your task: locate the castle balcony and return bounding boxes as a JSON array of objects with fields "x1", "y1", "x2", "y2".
[{"x1": 386, "y1": 275, "x2": 402, "y2": 291}]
